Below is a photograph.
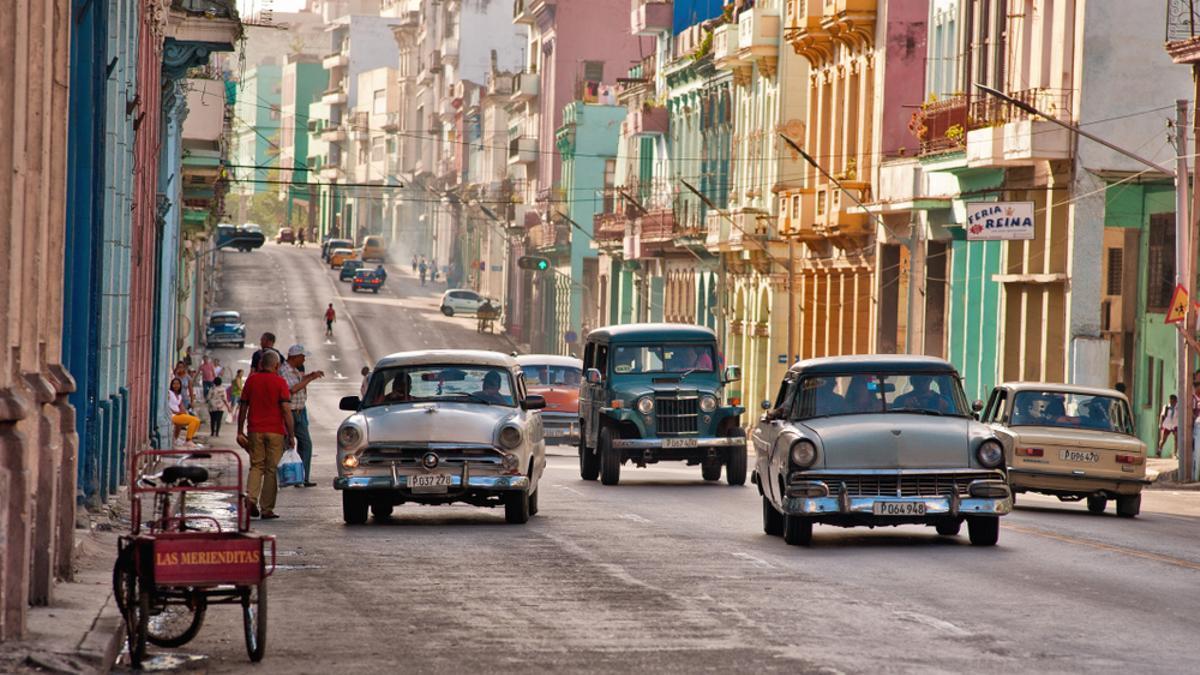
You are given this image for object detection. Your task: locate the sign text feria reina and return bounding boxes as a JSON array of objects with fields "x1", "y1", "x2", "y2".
[{"x1": 965, "y1": 201, "x2": 1036, "y2": 241}]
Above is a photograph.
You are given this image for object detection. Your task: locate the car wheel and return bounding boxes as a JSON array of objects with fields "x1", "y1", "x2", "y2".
[
  {"x1": 701, "y1": 462, "x2": 722, "y2": 481},
  {"x1": 783, "y1": 514, "x2": 813, "y2": 546},
  {"x1": 935, "y1": 519, "x2": 962, "y2": 536},
  {"x1": 1116, "y1": 494, "x2": 1141, "y2": 518},
  {"x1": 725, "y1": 430, "x2": 747, "y2": 486},
  {"x1": 373, "y1": 288, "x2": 379, "y2": 294},
  {"x1": 1086, "y1": 496, "x2": 1108, "y2": 514},
  {"x1": 441, "y1": 306, "x2": 454, "y2": 316},
  {"x1": 528, "y1": 488, "x2": 539, "y2": 516},
  {"x1": 966, "y1": 516, "x2": 1000, "y2": 546},
  {"x1": 599, "y1": 426, "x2": 621, "y2": 486},
  {"x1": 579, "y1": 424, "x2": 599, "y2": 481},
  {"x1": 237, "y1": 342, "x2": 244, "y2": 349},
  {"x1": 342, "y1": 492, "x2": 368, "y2": 525},
  {"x1": 762, "y1": 496, "x2": 784, "y2": 536},
  {"x1": 370, "y1": 503, "x2": 393, "y2": 520},
  {"x1": 504, "y1": 490, "x2": 530, "y2": 524}
]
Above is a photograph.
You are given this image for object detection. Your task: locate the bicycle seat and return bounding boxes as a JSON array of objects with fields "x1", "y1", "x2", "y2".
[{"x1": 161, "y1": 465, "x2": 208, "y2": 487}]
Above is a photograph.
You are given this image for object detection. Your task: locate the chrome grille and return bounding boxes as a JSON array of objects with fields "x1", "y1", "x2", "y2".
[
  {"x1": 821, "y1": 473, "x2": 995, "y2": 498},
  {"x1": 361, "y1": 445, "x2": 502, "y2": 466},
  {"x1": 655, "y1": 395, "x2": 698, "y2": 435}
]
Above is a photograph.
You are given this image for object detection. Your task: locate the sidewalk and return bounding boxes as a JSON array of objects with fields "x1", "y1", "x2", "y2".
[{"x1": 1147, "y1": 455, "x2": 1200, "y2": 489}]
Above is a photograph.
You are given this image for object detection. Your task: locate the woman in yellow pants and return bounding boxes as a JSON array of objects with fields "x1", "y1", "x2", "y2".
[{"x1": 169, "y1": 377, "x2": 202, "y2": 448}]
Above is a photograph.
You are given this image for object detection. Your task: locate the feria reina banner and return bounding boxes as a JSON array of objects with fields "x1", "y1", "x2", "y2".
[{"x1": 965, "y1": 202, "x2": 1035, "y2": 241}]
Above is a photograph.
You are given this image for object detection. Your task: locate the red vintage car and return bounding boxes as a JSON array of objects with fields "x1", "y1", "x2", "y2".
[{"x1": 517, "y1": 354, "x2": 582, "y2": 446}]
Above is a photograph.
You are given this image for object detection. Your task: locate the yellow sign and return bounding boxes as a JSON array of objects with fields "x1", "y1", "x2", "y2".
[{"x1": 1166, "y1": 284, "x2": 1189, "y2": 324}]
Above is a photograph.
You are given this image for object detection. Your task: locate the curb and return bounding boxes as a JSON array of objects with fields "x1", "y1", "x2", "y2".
[{"x1": 78, "y1": 606, "x2": 124, "y2": 674}]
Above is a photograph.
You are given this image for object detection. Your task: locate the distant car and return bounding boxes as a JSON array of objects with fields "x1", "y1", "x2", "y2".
[
  {"x1": 217, "y1": 224, "x2": 264, "y2": 252},
  {"x1": 339, "y1": 259, "x2": 365, "y2": 281},
  {"x1": 329, "y1": 248, "x2": 357, "y2": 268},
  {"x1": 334, "y1": 349, "x2": 548, "y2": 524},
  {"x1": 517, "y1": 355, "x2": 582, "y2": 445},
  {"x1": 322, "y1": 238, "x2": 353, "y2": 262},
  {"x1": 276, "y1": 227, "x2": 294, "y2": 244},
  {"x1": 351, "y1": 269, "x2": 384, "y2": 293},
  {"x1": 205, "y1": 310, "x2": 246, "y2": 349},
  {"x1": 440, "y1": 289, "x2": 492, "y2": 316},
  {"x1": 983, "y1": 382, "x2": 1147, "y2": 517},
  {"x1": 361, "y1": 235, "x2": 386, "y2": 263}
]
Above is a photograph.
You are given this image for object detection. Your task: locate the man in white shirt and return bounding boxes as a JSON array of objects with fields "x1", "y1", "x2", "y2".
[{"x1": 279, "y1": 345, "x2": 324, "y2": 487}]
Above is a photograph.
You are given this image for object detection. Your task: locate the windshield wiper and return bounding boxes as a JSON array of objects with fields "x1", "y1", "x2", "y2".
[
  {"x1": 678, "y1": 367, "x2": 698, "y2": 382},
  {"x1": 448, "y1": 392, "x2": 496, "y2": 405}
]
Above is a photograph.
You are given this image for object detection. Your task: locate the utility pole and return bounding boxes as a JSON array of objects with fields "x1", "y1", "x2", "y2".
[{"x1": 907, "y1": 169, "x2": 926, "y2": 354}]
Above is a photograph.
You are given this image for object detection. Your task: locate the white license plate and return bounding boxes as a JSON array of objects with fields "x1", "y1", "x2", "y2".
[
  {"x1": 872, "y1": 501, "x2": 927, "y2": 516},
  {"x1": 409, "y1": 473, "x2": 453, "y2": 493},
  {"x1": 1060, "y1": 449, "x2": 1100, "y2": 463},
  {"x1": 662, "y1": 438, "x2": 698, "y2": 449}
]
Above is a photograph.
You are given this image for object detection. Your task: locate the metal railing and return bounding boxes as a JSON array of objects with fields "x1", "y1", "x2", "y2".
[
  {"x1": 968, "y1": 87, "x2": 1073, "y2": 128},
  {"x1": 1167, "y1": 0, "x2": 1200, "y2": 41}
]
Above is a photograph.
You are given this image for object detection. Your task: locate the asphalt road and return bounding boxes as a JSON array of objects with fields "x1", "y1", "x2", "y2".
[{"x1": 154, "y1": 242, "x2": 1200, "y2": 674}]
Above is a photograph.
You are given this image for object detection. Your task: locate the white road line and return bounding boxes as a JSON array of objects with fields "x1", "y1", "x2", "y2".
[
  {"x1": 619, "y1": 513, "x2": 651, "y2": 524},
  {"x1": 553, "y1": 484, "x2": 584, "y2": 496},
  {"x1": 730, "y1": 551, "x2": 775, "y2": 569},
  {"x1": 892, "y1": 611, "x2": 972, "y2": 637}
]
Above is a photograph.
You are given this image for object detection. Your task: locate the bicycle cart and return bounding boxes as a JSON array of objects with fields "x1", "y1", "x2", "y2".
[
  {"x1": 113, "y1": 449, "x2": 275, "y2": 668},
  {"x1": 477, "y1": 306, "x2": 500, "y2": 334}
]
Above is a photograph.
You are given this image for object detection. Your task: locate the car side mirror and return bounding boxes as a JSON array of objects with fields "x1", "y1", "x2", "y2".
[
  {"x1": 723, "y1": 365, "x2": 741, "y2": 383},
  {"x1": 523, "y1": 394, "x2": 546, "y2": 410},
  {"x1": 339, "y1": 395, "x2": 361, "y2": 411},
  {"x1": 586, "y1": 368, "x2": 603, "y2": 385},
  {"x1": 760, "y1": 400, "x2": 771, "y2": 411},
  {"x1": 972, "y1": 399, "x2": 984, "y2": 412}
]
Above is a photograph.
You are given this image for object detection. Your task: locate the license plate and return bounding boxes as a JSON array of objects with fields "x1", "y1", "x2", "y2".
[
  {"x1": 1060, "y1": 449, "x2": 1100, "y2": 463},
  {"x1": 872, "y1": 501, "x2": 927, "y2": 516},
  {"x1": 409, "y1": 473, "x2": 453, "y2": 493},
  {"x1": 662, "y1": 438, "x2": 698, "y2": 449}
]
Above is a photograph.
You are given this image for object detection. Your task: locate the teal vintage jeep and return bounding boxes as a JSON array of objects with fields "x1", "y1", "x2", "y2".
[{"x1": 578, "y1": 324, "x2": 746, "y2": 486}]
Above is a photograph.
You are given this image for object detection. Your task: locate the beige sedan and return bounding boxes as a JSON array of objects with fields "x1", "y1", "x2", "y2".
[{"x1": 981, "y1": 382, "x2": 1148, "y2": 517}]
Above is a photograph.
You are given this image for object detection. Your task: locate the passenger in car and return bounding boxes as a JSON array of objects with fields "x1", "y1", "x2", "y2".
[
  {"x1": 808, "y1": 377, "x2": 847, "y2": 416},
  {"x1": 893, "y1": 375, "x2": 948, "y2": 413},
  {"x1": 845, "y1": 376, "x2": 881, "y2": 413}
]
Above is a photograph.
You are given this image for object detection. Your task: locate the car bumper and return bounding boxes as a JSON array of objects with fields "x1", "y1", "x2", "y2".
[
  {"x1": 541, "y1": 413, "x2": 579, "y2": 443},
  {"x1": 782, "y1": 479, "x2": 1013, "y2": 518},
  {"x1": 611, "y1": 436, "x2": 746, "y2": 450},
  {"x1": 205, "y1": 333, "x2": 243, "y2": 344},
  {"x1": 334, "y1": 473, "x2": 529, "y2": 492},
  {"x1": 1008, "y1": 467, "x2": 1149, "y2": 495}
]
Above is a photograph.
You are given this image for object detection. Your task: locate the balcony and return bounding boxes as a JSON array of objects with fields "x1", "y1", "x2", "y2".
[
  {"x1": 778, "y1": 189, "x2": 822, "y2": 242},
  {"x1": 626, "y1": 104, "x2": 668, "y2": 137},
  {"x1": 965, "y1": 88, "x2": 1074, "y2": 167},
  {"x1": 510, "y1": 72, "x2": 539, "y2": 102},
  {"x1": 382, "y1": 111, "x2": 401, "y2": 131},
  {"x1": 528, "y1": 220, "x2": 569, "y2": 252},
  {"x1": 738, "y1": 4, "x2": 781, "y2": 65},
  {"x1": 631, "y1": 0, "x2": 672, "y2": 36},
  {"x1": 704, "y1": 210, "x2": 731, "y2": 251},
  {"x1": 513, "y1": 0, "x2": 534, "y2": 24},
  {"x1": 320, "y1": 123, "x2": 346, "y2": 142},
  {"x1": 820, "y1": 0, "x2": 876, "y2": 48},
  {"x1": 713, "y1": 23, "x2": 747, "y2": 71},
  {"x1": 910, "y1": 95, "x2": 968, "y2": 156},
  {"x1": 322, "y1": 52, "x2": 348, "y2": 70},
  {"x1": 1167, "y1": 0, "x2": 1200, "y2": 62},
  {"x1": 593, "y1": 211, "x2": 628, "y2": 245},
  {"x1": 508, "y1": 136, "x2": 537, "y2": 165},
  {"x1": 322, "y1": 87, "x2": 347, "y2": 106}
]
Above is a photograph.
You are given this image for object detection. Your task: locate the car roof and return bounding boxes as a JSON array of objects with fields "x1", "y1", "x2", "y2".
[
  {"x1": 516, "y1": 354, "x2": 583, "y2": 368},
  {"x1": 444, "y1": 288, "x2": 479, "y2": 294},
  {"x1": 375, "y1": 349, "x2": 518, "y2": 369},
  {"x1": 788, "y1": 354, "x2": 959, "y2": 375},
  {"x1": 211, "y1": 310, "x2": 240, "y2": 318},
  {"x1": 586, "y1": 323, "x2": 717, "y2": 342},
  {"x1": 996, "y1": 381, "x2": 1130, "y2": 400},
  {"x1": 332, "y1": 247, "x2": 353, "y2": 253}
]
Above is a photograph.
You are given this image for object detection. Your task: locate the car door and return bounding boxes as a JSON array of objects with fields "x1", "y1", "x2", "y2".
[
  {"x1": 463, "y1": 291, "x2": 483, "y2": 313},
  {"x1": 754, "y1": 376, "x2": 796, "y2": 504},
  {"x1": 516, "y1": 371, "x2": 546, "y2": 483}
]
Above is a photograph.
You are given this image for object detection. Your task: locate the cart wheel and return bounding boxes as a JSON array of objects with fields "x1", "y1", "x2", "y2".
[
  {"x1": 147, "y1": 594, "x2": 207, "y2": 647},
  {"x1": 242, "y1": 581, "x2": 268, "y2": 662},
  {"x1": 113, "y1": 551, "x2": 147, "y2": 667}
]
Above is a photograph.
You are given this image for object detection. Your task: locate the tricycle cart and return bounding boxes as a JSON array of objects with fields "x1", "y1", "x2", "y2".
[{"x1": 113, "y1": 449, "x2": 275, "y2": 668}]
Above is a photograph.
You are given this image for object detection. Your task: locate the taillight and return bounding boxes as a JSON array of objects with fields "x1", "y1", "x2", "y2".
[
  {"x1": 1016, "y1": 447, "x2": 1044, "y2": 457},
  {"x1": 1116, "y1": 454, "x2": 1144, "y2": 465}
]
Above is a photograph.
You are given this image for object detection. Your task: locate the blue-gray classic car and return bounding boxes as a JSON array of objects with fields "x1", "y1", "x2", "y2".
[
  {"x1": 752, "y1": 355, "x2": 1012, "y2": 546},
  {"x1": 204, "y1": 310, "x2": 245, "y2": 349}
]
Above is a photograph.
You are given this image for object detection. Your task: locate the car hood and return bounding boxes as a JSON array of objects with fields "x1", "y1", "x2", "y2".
[
  {"x1": 528, "y1": 386, "x2": 578, "y2": 414},
  {"x1": 361, "y1": 401, "x2": 516, "y2": 446},
  {"x1": 207, "y1": 324, "x2": 244, "y2": 333},
  {"x1": 802, "y1": 414, "x2": 975, "y2": 469}
]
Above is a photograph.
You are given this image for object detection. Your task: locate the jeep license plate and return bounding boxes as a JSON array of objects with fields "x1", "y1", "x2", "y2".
[
  {"x1": 872, "y1": 501, "x2": 926, "y2": 516},
  {"x1": 662, "y1": 438, "x2": 698, "y2": 449},
  {"x1": 409, "y1": 473, "x2": 453, "y2": 493},
  {"x1": 1060, "y1": 449, "x2": 1099, "y2": 463}
]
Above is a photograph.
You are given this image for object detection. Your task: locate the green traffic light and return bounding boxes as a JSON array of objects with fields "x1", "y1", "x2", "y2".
[{"x1": 536, "y1": 259, "x2": 549, "y2": 271}]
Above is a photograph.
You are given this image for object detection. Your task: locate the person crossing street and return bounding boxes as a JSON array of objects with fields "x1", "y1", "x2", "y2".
[
  {"x1": 237, "y1": 349, "x2": 294, "y2": 519},
  {"x1": 324, "y1": 303, "x2": 336, "y2": 337}
]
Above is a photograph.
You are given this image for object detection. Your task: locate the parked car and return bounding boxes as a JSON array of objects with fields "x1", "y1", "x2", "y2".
[
  {"x1": 334, "y1": 350, "x2": 548, "y2": 525},
  {"x1": 517, "y1": 355, "x2": 583, "y2": 446},
  {"x1": 339, "y1": 259, "x2": 365, "y2": 281},
  {"x1": 351, "y1": 268, "x2": 384, "y2": 293},
  {"x1": 578, "y1": 324, "x2": 745, "y2": 486},
  {"x1": 276, "y1": 227, "x2": 294, "y2": 244},
  {"x1": 322, "y1": 238, "x2": 353, "y2": 262},
  {"x1": 753, "y1": 355, "x2": 1012, "y2": 547},
  {"x1": 216, "y1": 224, "x2": 264, "y2": 252},
  {"x1": 329, "y1": 248, "x2": 357, "y2": 268},
  {"x1": 982, "y1": 382, "x2": 1146, "y2": 517},
  {"x1": 205, "y1": 310, "x2": 246, "y2": 349},
  {"x1": 440, "y1": 289, "x2": 492, "y2": 316},
  {"x1": 361, "y1": 235, "x2": 386, "y2": 262}
]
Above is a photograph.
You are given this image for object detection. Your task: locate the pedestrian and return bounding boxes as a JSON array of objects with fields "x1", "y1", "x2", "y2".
[
  {"x1": 231, "y1": 368, "x2": 246, "y2": 418},
  {"x1": 411, "y1": 254, "x2": 418, "y2": 273},
  {"x1": 199, "y1": 355, "x2": 216, "y2": 397},
  {"x1": 1115, "y1": 382, "x2": 1127, "y2": 395},
  {"x1": 182, "y1": 346, "x2": 193, "y2": 369},
  {"x1": 280, "y1": 345, "x2": 324, "y2": 487},
  {"x1": 168, "y1": 377, "x2": 202, "y2": 449},
  {"x1": 418, "y1": 259, "x2": 427, "y2": 286},
  {"x1": 360, "y1": 365, "x2": 371, "y2": 398},
  {"x1": 237, "y1": 349, "x2": 294, "y2": 519},
  {"x1": 250, "y1": 332, "x2": 284, "y2": 373},
  {"x1": 297, "y1": 228, "x2": 306, "y2": 247},
  {"x1": 1157, "y1": 394, "x2": 1178, "y2": 458},
  {"x1": 324, "y1": 303, "x2": 336, "y2": 337},
  {"x1": 206, "y1": 376, "x2": 233, "y2": 437},
  {"x1": 213, "y1": 358, "x2": 225, "y2": 382}
]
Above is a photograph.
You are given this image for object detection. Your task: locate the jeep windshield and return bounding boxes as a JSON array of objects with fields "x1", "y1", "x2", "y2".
[
  {"x1": 610, "y1": 344, "x2": 716, "y2": 375},
  {"x1": 792, "y1": 373, "x2": 970, "y2": 420},
  {"x1": 363, "y1": 365, "x2": 516, "y2": 408}
]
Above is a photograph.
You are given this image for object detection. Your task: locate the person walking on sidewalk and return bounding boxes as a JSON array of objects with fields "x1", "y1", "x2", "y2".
[
  {"x1": 199, "y1": 355, "x2": 216, "y2": 397},
  {"x1": 206, "y1": 376, "x2": 233, "y2": 437},
  {"x1": 230, "y1": 368, "x2": 245, "y2": 418},
  {"x1": 418, "y1": 259, "x2": 427, "y2": 286},
  {"x1": 280, "y1": 344, "x2": 325, "y2": 487},
  {"x1": 1157, "y1": 394, "x2": 1178, "y2": 458},
  {"x1": 324, "y1": 303, "x2": 336, "y2": 337},
  {"x1": 411, "y1": 254, "x2": 418, "y2": 273},
  {"x1": 169, "y1": 377, "x2": 202, "y2": 449},
  {"x1": 237, "y1": 350, "x2": 294, "y2": 519}
]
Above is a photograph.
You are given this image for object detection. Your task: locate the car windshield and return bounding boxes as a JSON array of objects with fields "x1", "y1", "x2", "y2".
[
  {"x1": 363, "y1": 365, "x2": 516, "y2": 408},
  {"x1": 1009, "y1": 391, "x2": 1134, "y2": 434},
  {"x1": 354, "y1": 270, "x2": 374, "y2": 279},
  {"x1": 610, "y1": 344, "x2": 716, "y2": 374},
  {"x1": 210, "y1": 314, "x2": 240, "y2": 325},
  {"x1": 522, "y1": 365, "x2": 581, "y2": 387},
  {"x1": 792, "y1": 372, "x2": 970, "y2": 419}
]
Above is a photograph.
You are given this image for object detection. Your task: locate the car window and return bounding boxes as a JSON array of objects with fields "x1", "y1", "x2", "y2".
[
  {"x1": 983, "y1": 389, "x2": 1007, "y2": 423},
  {"x1": 364, "y1": 365, "x2": 516, "y2": 408},
  {"x1": 792, "y1": 372, "x2": 970, "y2": 420},
  {"x1": 583, "y1": 343, "x2": 595, "y2": 370},
  {"x1": 522, "y1": 365, "x2": 582, "y2": 387},
  {"x1": 1009, "y1": 391, "x2": 1134, "y2": 434},
  {"x1": 595, "y1": 345, "x2": 608, "y2": 375},
  {"x1": 210, "y1": 314, "x2": 240, "y2": 325},
  {"x1": 610, "y1": 344, "x2": 715, "y2": 374}
]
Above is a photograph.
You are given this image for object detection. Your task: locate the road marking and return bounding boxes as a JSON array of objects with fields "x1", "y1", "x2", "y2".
[
  {"x1": 553, "y1": 484, "x2": 584, "y2": 496},
  {"x1": 730, "y1": 551, "x2": 774, "y2": 569},
  {"x1": 1005, "y1": 522, "x2": 1200, "y2": 571},
  {"x1": 333, "y1": 371, "x2": 347, "y2": 380},
  {"x1": 619, "y1": 513, "x2": 651, "y2": 524},
  {"x1": 329, "y1": 354, "x2": 339, "y2": 361},
  {"x1": 893, "y1": 611, "x2": 971, "y2": 637}
]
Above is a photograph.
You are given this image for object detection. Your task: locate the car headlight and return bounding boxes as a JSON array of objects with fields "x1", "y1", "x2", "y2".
[
  {"x1": 699, "y1": 395, "x2": 718, "y2": 413},
  {"x1": 637, "y1": 396, "x2": 654, "y2": 415},
  {"x1": 789, "y1": 439, "x2": 817, "y2": 469},
  {"x1": 337, "y1": 425, "x2": 361, "y2": 447},
  {"x1": 977, "y1": 440, "x2": 1004, "y2": 468},
  {"x1": 341, "y1": 454, "x2": 359, "y2": 469},
  {"x1": 500, "y1": 452, "x2": 520, "y2": 473},
  {"x1": 499, "y1": 426, "x2": 522, "y2": 449}
]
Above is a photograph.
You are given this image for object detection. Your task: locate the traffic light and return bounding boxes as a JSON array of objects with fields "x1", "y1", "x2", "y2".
[{"x1": 517, "y1": 256, "x2": 550, "y2": 271}]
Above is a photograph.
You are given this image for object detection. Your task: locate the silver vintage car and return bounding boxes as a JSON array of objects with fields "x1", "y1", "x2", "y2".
[
  {"x1": 334, "y1": 350, "x2": 547, "y2": 525},
  {"x1": 752, "y1": 356, "x2": 1012, "y2": 547}
]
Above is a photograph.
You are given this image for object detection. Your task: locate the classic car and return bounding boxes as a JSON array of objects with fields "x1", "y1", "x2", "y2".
[
  {"x1": 339, "y1": 259, "x2": 365, "y2": 281},
  {"x1": 517, "y1": 354, "x2": 582, "y2": 445},
  {"x1": 982, "y1": 382, "x2": 1147, "y2": 517},
  {"x1": 276, "y1": 227, "x2": 294, "y2": 244},
  {"x1": 335, "y1": 350, "x2": 547, "y2": 525},
  {"x1": 322, "y1": 238, "x2": 353, "y2": 262},
  {"x1": 753, "y1": 355, "x2": 1012, "y2": 547},
  {"x1": 351, "y1": 268, "x2": 384, "y2": 293},
  {"x1": 216, "y1": 224, "x2": 264, "y2": 252},
  {"x1": 361, "y1": 235, "x2": 387, "y2": 262},
  {"x1": 204, "y1": 310, "x2": 245, "y2": 349},
  {"x1": 579, "y1": 324, "x2": 745, "y2": 486},
  {"x1": 329, "y1": 247, "x2": 357, "y2": 268}
]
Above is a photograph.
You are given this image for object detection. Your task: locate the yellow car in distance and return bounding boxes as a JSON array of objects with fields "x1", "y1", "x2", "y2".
[
  {"x1": 981, "y1": 382, "x2": 1147, "y2": 517},
  {"x1": 361, "y1": 235, "x2": 386, "y2": 263},
  {"x1": 329, "y1": 247, "x2": 358, "y2": 268}
]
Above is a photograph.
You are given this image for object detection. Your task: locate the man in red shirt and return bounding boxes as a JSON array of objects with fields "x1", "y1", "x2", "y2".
[{"x1": 237, "y1": 349, "x2": 294, "y2": 519}]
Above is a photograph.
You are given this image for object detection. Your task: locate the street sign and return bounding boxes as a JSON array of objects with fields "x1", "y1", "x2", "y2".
[
  {"x1": 965, "y1": 201, "x2": 1035, "y2": 240},
  {"x1": 1166, "y1": 284, "x2": 1189, "y2": 324},
  {"x1": 778, "y1": 354, "x2": 787, "y2": 364}
]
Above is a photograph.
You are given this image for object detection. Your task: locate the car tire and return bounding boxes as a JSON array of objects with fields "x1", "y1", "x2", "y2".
[
  {"x1": 1086, "y1": 496, "x2": 1108, "y2": 514},
  {"x1": 762, "y1": 496, "x2": 784, "y2": 536},
  {"x1": 370, "y1": 503, "x2": 393, "y2": 520},
  {"x1": 599, "y1": 426, "x2": 621, "y2": 486},
  {"x1": 725, "y1": 430, "x2": 747, "y2": 486},
  {"x1": 1116, "y1": 494, "x2": 1141, "y2": 518},
  {"x1": 579, "y1": 425, "x2": 599, "y2": 481},
  {"x1": 935, "y1": 520, "x2": 962, "y2": 536},
  {"x1": 528, "y1": 488, "x2": 539, "y2": 516},
  {"x1": 504, "y1": 490, "x2": 530, "y2": 524},
  {"x1": 342, "y1": 492, "x2": 368, "y2": 525},
  {"x1": 966, "y1": 516, "x2": 1000, "y2": 546},
  {"x1": 783, "y1": 514, "x2": 813, "y2": 546},
  {"x1": 701, "y1": 462, "x2": 722, "y2": 481},
  {"x1": 442, "y1": 306, "x2": 454, "y2": 316},
  {"x1": 237, "y1": 342, "x2": 244, "y2": 349}
]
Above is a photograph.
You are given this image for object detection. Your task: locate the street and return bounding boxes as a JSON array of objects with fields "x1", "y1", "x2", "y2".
[{"x1": 158, "y1": 243, "x2": 1200, "y2": 674}]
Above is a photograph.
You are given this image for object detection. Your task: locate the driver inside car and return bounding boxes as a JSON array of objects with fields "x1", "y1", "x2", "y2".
[
  {"x1": 475, "y1": 371, "x2": 509, "y2": 405},
  {"x1": 892, "y1": 375, "x2": 948, "y2": 413},
  {"x1": 378, "y1": 373, "x2": 412, "y2": 404}
]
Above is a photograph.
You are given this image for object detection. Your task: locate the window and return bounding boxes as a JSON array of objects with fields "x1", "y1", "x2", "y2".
[
  {"x1": 791, "y1": 373, "x2": 970, "y2": 419},
  {"x1": 521, "y1": 365, "x2": 582, "y2": 387},
  {"x1": 1105, "y1": 247, "x2": 1123, "y2": 296},
  {"x1": 982, "y1": 389, "x2": 1007, "y2": 423},
  {"x1": 595, "y1": 345, "x2": 609, "y2": 375},
  {"x1": 610, "y1": 344, "x2": 715, "y2": 374},
  {"x1": 583, "y1": 342, "x2": 595, "y2": 370},
  {"x1": 364, "y1": 365, "x2": 516, "y2": 408},
  {"x1": 1009, "y1": 391, "x2": 1135, "y2": 435},
  {"x1": 583, "y1": 60, "x2": 604, "y2": 83},
  {"x1": 372, "y1": 139, "x2": 384, "y2": 161},
  {"x1": 1147, "y1": 214, "x2": 1175, "y2": 312},
  {"x1": 372, "y1": 89, "x2": 387, "y2": 115}
]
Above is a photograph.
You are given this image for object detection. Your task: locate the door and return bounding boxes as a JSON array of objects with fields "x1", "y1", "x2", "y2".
[
  {"x1": 753, "y1": 375, "x2": 796, "y2": 504},
  {"x1": 581, "y1": 341, "x2": 608, "y2": 448}
]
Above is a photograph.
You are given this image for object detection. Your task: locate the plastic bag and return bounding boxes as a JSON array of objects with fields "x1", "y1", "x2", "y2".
[{"x1": 277, "y1": 448, "x2": 305, "y2": 487}]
